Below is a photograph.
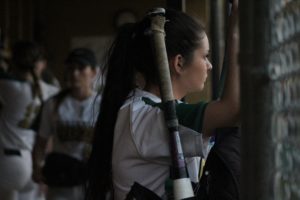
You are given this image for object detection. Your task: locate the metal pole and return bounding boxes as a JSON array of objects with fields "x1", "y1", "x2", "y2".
[{"x1": 210, "y1": 0, "x2": 224, "y2": 99}]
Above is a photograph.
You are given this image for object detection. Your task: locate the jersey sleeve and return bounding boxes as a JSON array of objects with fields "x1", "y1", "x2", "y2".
[
  {"x1": 176, "y1": 101, "x2": 208, "y2": 133},
  {"x1": 131, "y1": 100, "x2": 207, "y2": 163},
  {"x1": 130, "y1": 102, "x2": 170, "y2": 164},
  {"x1": 142, "y1": 97, "x2": 208, "y2": 133},
  {"x1": 179, "y1": 125, "x2": 207, "y2": 158}
]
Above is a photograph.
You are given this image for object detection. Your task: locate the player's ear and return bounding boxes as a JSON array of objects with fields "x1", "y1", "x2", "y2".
[{"x1": 170, "y1": 54, "x2": 184, "y2": 76}]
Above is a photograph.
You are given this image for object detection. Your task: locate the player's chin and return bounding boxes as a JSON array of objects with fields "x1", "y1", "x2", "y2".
[
  {"x1": 191, "y1": 84, "x2": 205, "y2": 93},
  {"x1": 199, "y1": 84, "x2": 205, "y2": 91},
  {"x1": 198, "y1": 81, "x2": 206, "y2": 91},
  {"x1": 199, "y1": 79, "x2": 206, "y2": 87}
]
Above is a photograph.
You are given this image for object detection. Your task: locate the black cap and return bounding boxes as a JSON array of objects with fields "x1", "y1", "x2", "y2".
[{"x1": 65, "y1": 48, "x2": 97, "y2": 68}]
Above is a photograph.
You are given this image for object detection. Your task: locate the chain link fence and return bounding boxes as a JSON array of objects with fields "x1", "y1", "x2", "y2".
[
  {"x1": 269, "y1": 0, "x2": 300, "y2": 199},
  {"x1": 240, "y1": 0, "x2": 300, "y2": 199}
]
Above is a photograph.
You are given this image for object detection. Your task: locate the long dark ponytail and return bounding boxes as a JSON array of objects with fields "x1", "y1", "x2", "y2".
[
  {"x1": 85, "y1": 8, "x2": 205, "y2": 200},
  {"x1": 85, "y1": 23, "x2": 137, "y2": 200}
]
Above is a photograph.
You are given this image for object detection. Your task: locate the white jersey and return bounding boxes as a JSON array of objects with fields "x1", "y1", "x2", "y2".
[
  {"x1": 112, "y1": 88, "x2": 208, "y2": 200},
  {"x1": 0, "y1": 76, "x2": 42, "y2": 151},
  {"x1": 39, "y1": 80, "x2": 60, "y2": 100},
  {"x1": 39, "y1": 92, "x2": 101, "y2": 161},
  {"x1": 0, "y1": 74, "x2": 59, "y2": 151}
]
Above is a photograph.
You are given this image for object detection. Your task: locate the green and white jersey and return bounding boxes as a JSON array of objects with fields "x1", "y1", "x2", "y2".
[
  {"x1": 39, "y1": 92, "x2": 101, "y2": 161},
  {"x1": 0, "y1": 74, "x2": 51, "y2": 151},
  {"x1": 112, "y1": 88, "x2": 208, "y2": 200}
]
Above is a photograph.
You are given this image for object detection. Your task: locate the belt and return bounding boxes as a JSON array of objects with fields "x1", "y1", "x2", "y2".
[{"x1": 3, "y1": 148, "x2": 21, "y2": 156}]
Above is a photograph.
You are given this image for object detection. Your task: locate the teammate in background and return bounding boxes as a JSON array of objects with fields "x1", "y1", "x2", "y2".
[
  {"x1": 85, "y1": 1, "x2": 239, "y2": 199},
  {"x1": 34, "y1": 53, "x2": 60, "y2": 100},
  {"x1": 0, "y1": 41, "x2": 57, "y2": 200},
  {"x1": 19, "y1": 43, "x2": 60, "y2": 200},
  {"x1": 32, "y1": 48, "x2": 101, "y2": 200}
]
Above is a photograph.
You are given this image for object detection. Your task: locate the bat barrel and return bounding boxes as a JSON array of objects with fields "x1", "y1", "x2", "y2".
[{"x1": 148, "y1": 7, "x2": 195, "y2": 200}]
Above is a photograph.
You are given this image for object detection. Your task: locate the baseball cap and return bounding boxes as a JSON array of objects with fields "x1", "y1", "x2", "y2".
[{"x1": 65, "y1": 48, "x2": 97, "y2": 68}]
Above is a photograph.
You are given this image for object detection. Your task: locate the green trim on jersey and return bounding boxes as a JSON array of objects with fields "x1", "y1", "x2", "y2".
[
  {"x1": 142, "y1": 97, "x2": 208, "y2": 133},
  {"x1": 142, "y1": 97, "x2": 163, "y2": 108}
]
